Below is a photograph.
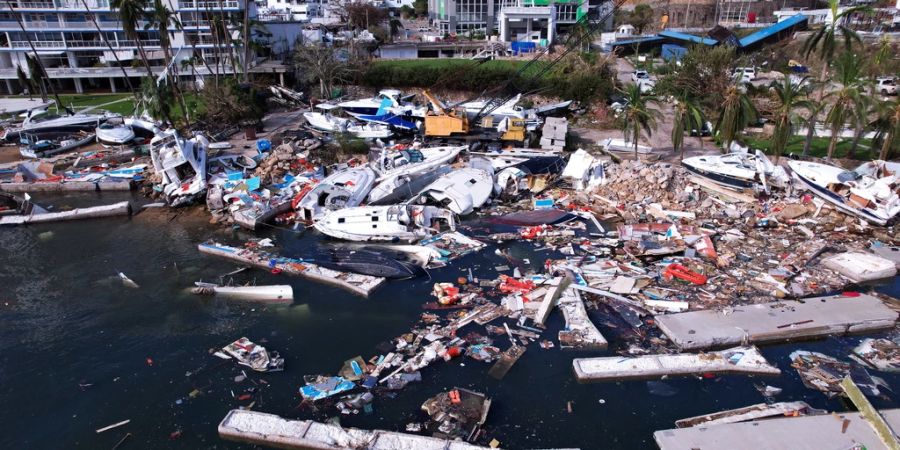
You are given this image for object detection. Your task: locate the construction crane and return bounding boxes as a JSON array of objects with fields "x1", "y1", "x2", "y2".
[{"x1": 422, "y1": 0, "x2": 629, "y2": 139}]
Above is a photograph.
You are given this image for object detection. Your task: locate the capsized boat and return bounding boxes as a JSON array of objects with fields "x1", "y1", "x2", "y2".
[
  {"x1": 788, "y1": 159, "x2": 900, "y2": 225},
  {"x1": 303, "y1": 111, "x2": 350, "y2": 132},
  {"x1": 192, "y1": 282, "x2": 293, "y2": 304},
  {"x1": 317, "y1": 247, "x2": 427, "y2": 279},
  {"x1": 19, "y1": 131, "x2": 95, "y2": 158},
  {"x1": 149, "y1": 130, "x2": 209, "y2": 207},
  {"x1": 214, "y1": 337, "x2": 284, "y2": 372},
  {"x1": 314, "y1": 204, "x2": 456, "y2": 243},
  {"x1": 294, "y1": 166, "x2": 377, "y2": 222},
  {"x1": 408, "y1": 167, "x2": 493, "y2": 215},
  {"x1": 682, "y1": 150, "x2": 789, "y2": 192},
  {"x1": 95, "y1": 117, "x2": 135, "y2": 145},
  {"x1": 346, "y1": 122, "x2": 392, "y2": 139}
]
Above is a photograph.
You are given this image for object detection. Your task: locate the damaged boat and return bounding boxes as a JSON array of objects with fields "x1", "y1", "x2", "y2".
[
  {"x1": 2, "y1": 108, "x2": 113, "y2": 141},
  {"x1": 303, "y1": 111, "x2": 350, "y2": 133},
  {"x1": 408, "y1": 167, "x2": 493, "y2": 215},
  {"x1": 294, "y1": 166, "x2": 377, "y2": 222},
  {"x1": 372, "y1": 145, "x2": 466, "y2": 182},
  {"x1": 95, "y1": 117, "x2": 136, "y2": 145},
  {"x1": 788, "y1": 160, "x2": 900, "y2": 225},
  {"x1": 367, "y1": 166, "x2": 451, "y2": 206},
  {"x1": 682, "y1": 150, "x2": 789, "y2": 192},
  {"x1": 149, "y1": 130, "x2": 209, "y2": 207},
  {"x1": 214, "y1": 337, "x2": 285, "y2": 372},
  {"x1": 192, "y1": 282, "x2": 293, "y2": 304},
  {"x1": 314, "y1": 204, "x2": 456, "y2": 243},
  {"x1": 0, "y1": 192, "x2": 47, "y2": 217},
  {"x1": 346, "y1": 122, "x2": 392, "y2": 139},
  {"x1": 318, "y1": 246, "x2": 427, "y2": 279},
  {"x1": 19, "y1": 131, "x2": 95, "y2": 158}
]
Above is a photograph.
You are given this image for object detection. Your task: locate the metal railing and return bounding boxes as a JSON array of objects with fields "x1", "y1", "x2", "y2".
[
  {"x1": 179, "y1": 0, "x2": 240, "y2": 9},
  {"x1": 8, "y1": 38, "x2": 160, "y2": 48},
  {"x1": 0, "y1": 20, "x2": 137, "y2": 29}
]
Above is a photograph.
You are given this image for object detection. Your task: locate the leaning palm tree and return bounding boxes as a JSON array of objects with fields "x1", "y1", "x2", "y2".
[
  {"x1": 716, "y1": 83, "x2": 758, "y2": 152},
  {"x1": 146, "y1": 0, "x2": 191, "y2": 125},
  {"x1": 111, "y1": 0, "x2": 155, "y2": 79},
  {"x1": 802, "y1": 0, "x2": 872, "y2": 81},
  {"x1": 871, "y1": 97, "x2": 900, "y2": 160},
  {"x1": 823, "y1": 52, "x2": 868, "y2": 161},
  {"x1": 770, "y1": 76, "x2": 813, "y2": 162},
  {"x1": 4, "y1": 0, "x2": 64, "y2": 110},
  {"x1": 615, "y1": 83, "x2": 660, "y2": 159},
  {"x1": 670, "y1": 91, "x2": 704, "y2": 161}
]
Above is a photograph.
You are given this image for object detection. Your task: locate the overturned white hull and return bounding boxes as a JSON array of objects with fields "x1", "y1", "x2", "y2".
[
  {"x1": 314, "y1": 205, "x2": 456, "y2": 243},
  {"x1": 295, "y1": 167, "x2": 377, "y2": 222},
  {"x1": 149, "y1": 130, "x2": 209, "y2": 207},
  {"x1": 788, "y1": 160, "x2": 900, "y2": 226},
  {"x1": 194, "y1": 283, "x2": 293, "y2": 303},
  {"x1": 409, "y1": 167, "x2": 493, "y2": 215}
]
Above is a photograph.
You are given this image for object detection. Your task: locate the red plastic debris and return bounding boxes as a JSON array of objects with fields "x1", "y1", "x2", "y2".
[
  {"x1": 146, "y1": 357, "x2": 154, "y2": 366},
  {"x1": 841, "y1": 291, "x2": 861, "y2": 297},
  {"x1": 169, "y1": 431, "x2": 182, "y2": 440},
  {"x1": 662, "y1": 264, "x2": 707, "y2": 285}
]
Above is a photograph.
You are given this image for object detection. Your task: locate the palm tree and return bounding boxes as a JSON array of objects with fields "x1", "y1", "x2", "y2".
[
  {"x1": 15, "y1": 65, "x2": 31, "y2": 99},
  {"x1": 4, "y1": 0, "x2": 64, "y2": 110},
  {"x1": 823, "y1": 52, "x2": 868, "y2": 161},
  {"x1": 871, "y1": 97, "x2": 900, "y2": 160},
  {"x1": 146, "y1": 0, "x2": 191, "y2": 125},
  {"x1": 615, "y1": 83, "x2": 660, "y2": 159},
  {"x1": 769, "y1": 76, "x2": 812, "y2": 162},
  {"x1": 388, "y1": 18, "x2": 404, "y2": 44},
  {"x1": 111, "y1": 0, "x2": 155, "y2": 79},
  {"x1": 25, "y1": 54, "x2": 47, "y2": 102},
  {"x1": 670, "y1": 91, "x2": 704, "y2": 161},
  {"x1": 81, "y1": 0, "x2": 136, "y2": 96},
  {"x1": 716, "y1": 82, "x2": 758, "y2": 152},
  {"x1": 802, "y1": 0, "x2": 872, "y2": 81}
]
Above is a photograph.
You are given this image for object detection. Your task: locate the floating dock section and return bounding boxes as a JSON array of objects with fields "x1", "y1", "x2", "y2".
[
  {"x1": 198, "y1": 242, "x2": 385, "y2": 298},
  {"x1": 655, "y1": 293, "x2": 898, "y2": 351},
  {"x1": 655, "y1": 409, "x2": 900, "y2": 450},
  {"x1": 0, "y1": 201, "x2": 132, "y2": 225},
  {"x1": 218, "y1": 409, "x2": 490, "y2": 450},
  {"x1": 572, "y1": 346, "x2": 779, "y2": 383},
  {"x1": 0, "y1": 180, "x2": 133, "y2": 192}
]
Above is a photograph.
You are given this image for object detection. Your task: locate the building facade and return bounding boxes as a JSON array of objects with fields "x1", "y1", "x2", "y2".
[
  {"x1": 0, "y1": 0, "x2": 253, "y2": 95},
  {"x1": 429, "y1": 0, "x2": 604, "y2": 38}
]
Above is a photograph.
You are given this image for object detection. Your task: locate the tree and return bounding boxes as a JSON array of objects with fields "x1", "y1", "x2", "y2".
[
  {"x1": 399, "y1": 5, "x2": 414, "y2": 19},
  {"x1": 388, "y1": 18, "x2": 404, "y2": 43},
  {"x1": 413, "y1": 0, "x2": 427, "y2": 17},
  {"x1": 615, "y1": 83, "x2": 660, "y2": 159},
  {"x1": 197, "y1": 78, "x2": 265, "y2": 127},
  {"x1": 293, "y1": 45, "x2": 353, "y2": 99},
  {"x1": 716, "y1": 82, "x2": 758, "y2": 152},
  {"x1": 670, "y1": 91, "x2": 704, "y2": 161},
  {"x1": 769, "y1": 76, "x2": 812, "y2": 162},
  {"x1": 147, "y1": 0, "x2": 191, "y2": 125},
  {"x1": 871, "y1": 97, "x2": 900, "y2": 160},
  {"x1": 4, "y1": 0, "x2": 64, "y2": 109},
  {"x1": 81, "y1": 0, "x2": 136, "y2": 96},
  {"x1": 25, "y1": 54, "x2": 47, "y2": 102},
  {"x1": 655, "y1": 45, "x2": 737, "y2": 119},
  {"x1": 111, "y1": 0, "x2": 154, "y2": 78},
  {"x1": 15, "y1": 65, "x2": 31, "y2": 99},
  {"x1": 344, "y1": 2, "x2": 387, "y2": 30},
  {"x1": 628, "y1": 4, "x2": 654, "y2": 34},
  {"x1": 823, "y1": 52, "x2": 868, "y2": 161}
]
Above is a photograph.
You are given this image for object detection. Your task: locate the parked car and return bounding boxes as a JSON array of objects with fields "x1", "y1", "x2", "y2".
[
  {"x1": 631, "y1": 70, "x2": 655, "y2": 93},
  {"x1": 687, "y1": 121, "x2": 713, "y2": 137},
  {"x1": 876, "y1": 77, "x2": 897, "y2": 95},
  {"x1": 631, "y1": 70, "x2": 650, "y2": 82},
  {"x1": 733, "y1": 67, "x2": 756, "y2": 84}
]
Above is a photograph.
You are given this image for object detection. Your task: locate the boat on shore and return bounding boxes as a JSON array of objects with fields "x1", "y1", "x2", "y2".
[
  {"x1": 346, "y1": 122, "x2": 392, "y2": 139},
  {"x1": 149, "y1": 130, "x2": 209, "y2": 207},
  {"x1": 682, "y1": 150, "x2": 789, "y2": 192},
  {"x1": 408, "y1": 167, "x2": 493, "y2": 215},
  {"x1": 314, "y1": 204, "x2": 456, "y2": 243},
  {"x1": 2, "y1": 109, "x2": 113, "y2": 141},
  {"x1": 19, "y1": 131, "x2": 96, "y2": 158},
  {"x1": 294, "y1": 166, "x2": 377, "y2": 222},
  {"x1": 303, "y1": 111, "x2": 350, "y2": 132},
  {"x1": 372, "y1": 145, "x2": 466, "y2": 182},
  {"x1": 96, "y1": 117, "x2": 135, "y2": 145},
  {"x1": 788, "y1": 159, "x2": 900, "y2": 225},
  {"x1": 367, "y1": 166, "x2": 451, "y2": 206}
]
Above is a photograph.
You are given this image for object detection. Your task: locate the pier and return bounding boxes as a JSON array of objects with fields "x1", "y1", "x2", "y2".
[
  {"x1": 0, "y1": 180, "x2": 134, "y2": 193},
  {"x1": 198, "y1": 242, "x2": 386, "y2": 298},
  {"x1": 572, "y1": 346, "x2": 780, "y2": 382},
  {"x1": 218, "y1": 409, "x2": 491, "y2": 450},
  {"x1": 0, "y1": 201, "x2": 131, "y2": 225},
  {"x1": 655, "y1": 293, "x2": 898, "y2": 351}
]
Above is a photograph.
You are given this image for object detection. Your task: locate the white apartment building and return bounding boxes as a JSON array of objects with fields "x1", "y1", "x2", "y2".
[
  {"x1": 255, "y1": 0, "x2": 327, "y2": 22},
  {"x1": 0, "y1": 0, "x2": 253, "y2": 95}
]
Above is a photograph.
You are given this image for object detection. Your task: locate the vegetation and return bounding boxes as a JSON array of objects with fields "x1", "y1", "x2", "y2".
[
  {"x1": 628, "y1": 4, "x2": 655, "y2": 34},
  {"x1": 745, "y1": 136, "x2": 877, "y2": 160},
  {"x1": 195, "y1": 78, "x2": 265, "y2": 127},
  {"x1": 768, "y1": 76, "x2": 812, "y2": 163},
  {"x1": 669, "y1": 91, "x2": 704, "y2": 161},
  {"x1": 294, "y1": 44, "x2": 355, "y2": 99},
  {"x1": 655, "y1": 45, "x2": 740, "y2": 119},
  {"x1": 615, "y1": 83, "x2": 660, "y2": 159},
  {"x1": 716, "y1": 82, "x2": 758, "y2": 152}
]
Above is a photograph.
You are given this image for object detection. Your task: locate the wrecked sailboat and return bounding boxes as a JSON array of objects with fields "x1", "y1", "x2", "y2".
[
  {"x1": 346, "y1": 122, "x2": 392, "y2": 139},
  {"x1": 149, "y1": 130, "x2": 209, "y2": 207},
  {"x1": 788, "y1": 160, "x2": 900, "y2": 225},
  {"x1": 318, "y1": 247, "x2": 427, "y2": 279},
  {"x1": 214, "y1": 337, "x2": 285, "y2": 372},
  {"x1": 372, "y1": 145, "x2": 466, "y2": 182},
  {"x1": 408, "y1": 167, "x2": 493, "y2": 215},
  {"x1": 314, "y1": 205, "x2": 456, "y2": 243},
  {"x1": 294, "y1": 166, "x2": 377, "y2": 222},
  {"x1": 367, "y1": 166, "x2": 451, "y2": 206},
  {"x1": 682, "y1": 150, "x2": 789, "y2": 192}
]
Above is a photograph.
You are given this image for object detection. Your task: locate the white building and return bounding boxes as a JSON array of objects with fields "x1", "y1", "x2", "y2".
[{"x1": 0, "y1": 0, "x2": 255, "y2": 95}]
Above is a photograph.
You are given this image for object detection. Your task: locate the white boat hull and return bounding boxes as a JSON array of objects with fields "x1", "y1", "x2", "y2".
[{"x1": 314, "y1": 205, "x2": 456, "y2": 243}]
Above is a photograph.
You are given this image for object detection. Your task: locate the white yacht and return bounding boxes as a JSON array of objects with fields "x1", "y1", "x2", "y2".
[
  {"x1": 789, "y1": 159, "x2": 900, "y2": 226},
  {"x1": 294, "y1": 166, "x2": 377, "y2": 222},
  {"x1": 314, "y1": 205, "x2": 456, "y2": 243}
]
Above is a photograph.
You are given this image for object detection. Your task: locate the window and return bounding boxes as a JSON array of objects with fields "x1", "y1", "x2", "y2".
[
  {"x1": 338, "y1": 218, "x2": 345, "y2": 223},
  {"x1": 372, "y1": 217, "x2": 379, "y2": 221}
]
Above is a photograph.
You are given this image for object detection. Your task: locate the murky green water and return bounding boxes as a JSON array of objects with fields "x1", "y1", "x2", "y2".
[{"x1": 1, "y1": 191, "x2": 898, "y2": 449}]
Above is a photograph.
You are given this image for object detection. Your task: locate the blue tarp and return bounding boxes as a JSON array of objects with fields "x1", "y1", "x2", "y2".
[
  {"x1": 658, "y1": 30, "x2": 718, "y2": 46},
  {"x1": 739, "y1": 15, "x2": 808, "y2": 48},
  {"x1": 662, "y1": 44, "x2": 687, "y2": 61},
  {"x1": 511, "y1": 41, "x2": 536, "y2": 55},
  {"x1": 299, "y1": 376, "x2": 356, "y2": 401}
]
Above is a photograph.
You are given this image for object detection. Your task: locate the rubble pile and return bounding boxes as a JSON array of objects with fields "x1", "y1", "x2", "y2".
[{"x1": 253, "y1": 140, "x2": 320, "y2": 184}]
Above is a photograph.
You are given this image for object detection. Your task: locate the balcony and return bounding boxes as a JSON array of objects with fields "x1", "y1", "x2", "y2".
[
  {"x1": 0, "y1": 0, "x2": 112, "y2": 10},
  {"x1": 179, "y1": 0, "x2": 240, "y2": 10},
  {"x1": 0, "y1": 20, "x2": 144, "y2": 30},
  {"x1": 8, "y1": 38, "x2": 160, "y2": 49}
]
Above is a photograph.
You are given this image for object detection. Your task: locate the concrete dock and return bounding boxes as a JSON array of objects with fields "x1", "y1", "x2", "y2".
[
  {"x1": 655, "y1": 409, "x2": 900, "y2": 450},
  {"x1": 0, "y1": 201, "x2": 131, "y2": 225},
  {"x1": 557, "y1": 287, "x2": 607, "y2": 350},
  {"x1": 655, "y1": 293, "x2": 897, "y2": 351},
  {"x1": 572, "y1": 346, "x2": 780, "y2": 383},
  {"x1": 198, "y1": 242, "x2": 385, "y2": 298},
  {"x1": 218, "y1": 409, "x2": 490, "y2": 449},
  {"x1": 0, "y1": 180, "x2": 133, "y2": 192}
]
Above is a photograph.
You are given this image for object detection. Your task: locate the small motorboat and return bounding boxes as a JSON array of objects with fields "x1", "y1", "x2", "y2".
[
  {"x1": 314, "y1": 204, "x2": 456, "y2": 243},
  {"x1": 346, "y1": 122, "x2": 392, "y2": 139},
  {"x1": 192, "y1": 282, "x2": 293, "y2": 304},
  {"x1": 149, "y1": 130, "x2": 209, "y2": 207},
  {"x1": 318, "y1": 247, "x2": 426, "y2": 279},
  {"x1": 2, "y1": 108, "x2": 113, "y2": 141},
  {"x1": 96, "y1": 117, "x2": 135, "y2": 145},
  {"x1": 682, "y1": 150, "x2": 789, "y2": 192},
  {"x1": 788, "y1": 159, "x2": 900, "y2": 226},
  {"x1": 214, "y1": 337, "x2": 284, "y2": 372},
  {"x1": 303, "y1": 111, "x2": 350, "y2": 132},
  {"x1": 408, "y1": 167, "x2": 494, "y2": 215},
  {"x1": 293, "y1": 166, "x2": 377, "y2": 222},
  {"x1": 19, "y1": 131, "x2": 95, "y2": 158}
]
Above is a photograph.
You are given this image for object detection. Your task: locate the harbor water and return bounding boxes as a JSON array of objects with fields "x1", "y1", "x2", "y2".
[{"x1": 2, "y1": 191, "x2": 899, "y2": 449}]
